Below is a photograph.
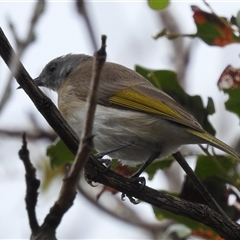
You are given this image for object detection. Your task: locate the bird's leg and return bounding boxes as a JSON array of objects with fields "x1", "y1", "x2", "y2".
[
  {"x1": 84, "y1": 143, "x2": 132, "y2": 186},
  {"x1": 95, "y1": 142, "x2": 132, "y2": 159},
  {"x1": 130, "y1": 151, "x2": 161, "y2": 178},
  {"x1": 121, "y1": 151, "x2": 161, "y2": 204},
  {"x1": 95, "y1": 142, "x2": 132, "y2": 171},
  {"x1": 84, "y1": 169, "x2": 98, "y2": 187}
]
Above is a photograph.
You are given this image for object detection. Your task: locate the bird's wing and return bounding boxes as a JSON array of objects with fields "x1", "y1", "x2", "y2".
[
  {"x1": 109, "y1": 84, "x2": 205, "y2": 133},
  {"x1": 70, "y1": 61, "x2": 204, "y2": 132}
]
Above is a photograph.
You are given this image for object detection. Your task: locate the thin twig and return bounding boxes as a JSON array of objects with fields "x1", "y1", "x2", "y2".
[
  {"x1": 76, "y1": 0, "x2": 98, "y2": 51},
  {"x1": 158, "y1": 9, "x2": 192, "y2": 87},
  {"x1": 0, "y1": 0, "x2": 45, "y2": 113},
  {"x1": 172, "y1": 151, "x2": 230, "y2": 220},
  {"x1": 18, "y1": 133, "x2": 40, "y2": 233},
  {"x1": 0, "y1": 128, "x2": 56, "y2": 141},
  {"x1": 68, "y1": 35, "x2": 107, "y2": 177}
]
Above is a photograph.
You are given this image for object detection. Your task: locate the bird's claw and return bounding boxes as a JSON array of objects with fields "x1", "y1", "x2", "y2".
[
  {"x1": 121, "y1": 176, "x2": 146, "y2": 204},
  {"x1": 130, "y1": 176, "x2": 146, "y2": 190},
  {"x1": 84, "y1": 170, "x2": 98, "y2": 187},
  {"x1": 98, "y1": 158, "x2": 111, "y2": 173},
  {"x1": 84, "y1": 158, "x2": 111, "y2": 186},
  {"x1": 121, "y1": 193, "x2": 140, "y2": 204}
]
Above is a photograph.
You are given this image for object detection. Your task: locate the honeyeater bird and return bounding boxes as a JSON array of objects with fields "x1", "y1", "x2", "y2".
[{"x1": 33, "y1": 54, "x2": 240, "y2": 177}]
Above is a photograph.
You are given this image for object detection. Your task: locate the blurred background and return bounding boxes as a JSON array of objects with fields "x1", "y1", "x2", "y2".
[{"x1": 1, "y1": 1, "x2": 240, "y2": 239}]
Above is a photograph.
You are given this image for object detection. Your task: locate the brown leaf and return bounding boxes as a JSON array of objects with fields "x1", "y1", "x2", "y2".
[
  {"x1": 192, "y1": 228, "x2": 224, "y2": 240},
  {"x1": 218, "y1": 65, "x2": 240, "y2": 89},
  {"x1": 191, "y1": 6, "x2": 240, "y2": 47}
]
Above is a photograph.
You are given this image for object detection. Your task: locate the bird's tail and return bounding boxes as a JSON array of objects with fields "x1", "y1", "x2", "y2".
[{"x1": 188, "y1": 129, "x2": 240, "y2": 159}]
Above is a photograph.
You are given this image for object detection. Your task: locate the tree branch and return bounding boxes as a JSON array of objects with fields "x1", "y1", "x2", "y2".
[
  {"x1": 0, "y1": 0, "x2": 45, "y2": 113},
  {"x1": 76, "y1": 0, "x2": 98, "y2": 51},
  {"x1": 68, "y1": 35, "x2": 107, "y2": 176},
  {"x1": 158, "y1": 9, "x2": 192, "y2": 87},
  {"x1": 173, "y1": 151, "x2": 229, "y2": 219},
  {"x1": 85, "y1": 157, "x2": 240, "y2": 240},
  {"x1": 18, "y1": 133, "x2": 40, "y2": 233},
  {"x1": 0, "y1": 129, "x2": 56, "y2": 141}
]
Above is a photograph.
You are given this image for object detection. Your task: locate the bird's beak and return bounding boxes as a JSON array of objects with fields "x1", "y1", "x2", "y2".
[
  {"x1": 33, "y1": 77, "x2": 45, "y2": 87},
  {"x1": 17, "y1": 76, "x2": 44, "y2": 89}
]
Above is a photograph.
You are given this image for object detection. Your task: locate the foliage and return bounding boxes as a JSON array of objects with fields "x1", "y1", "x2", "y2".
[
  {"x1": 148, "y1": 0, "x2": 169, "y2": 10},
  {"x1": 151, "y1": 154, "x2": 240, "y2": 239},
  {"x1": 217, "y1": 65, "x2": 240, "y2": 118},
  {"x1": 154, "y1": 5, "x2": 240, "y2": 47},
  {"x1": 47, "y1": 137, "x2": 74, "y2": 168}
]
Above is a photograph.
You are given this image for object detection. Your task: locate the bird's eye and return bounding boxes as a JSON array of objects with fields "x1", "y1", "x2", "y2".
[{"x1": 49, "y1": 63, "x2": 56, "y2": 73}]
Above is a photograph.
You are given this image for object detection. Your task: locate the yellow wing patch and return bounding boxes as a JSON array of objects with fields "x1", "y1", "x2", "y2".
[{"x1": 109, "y1": 88, "x2": 182, "y2": 121}]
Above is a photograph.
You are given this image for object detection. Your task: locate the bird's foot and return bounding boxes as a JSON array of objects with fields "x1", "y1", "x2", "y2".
[
  {"x1": 121, "y1": 175, "x2": 146, "y2": 204},
  {"x1": 84, "y1": 158, "x2": 112, "y2": 186},
  {"x1": 121, "y1": 193, "x2": 140, "y2": 204},
  {"x1": 98, "y1": 158, "x2": 111, "y2": 172},
  {"x1": 84, "y1": 169, "x2": 98, "y2": 187}
]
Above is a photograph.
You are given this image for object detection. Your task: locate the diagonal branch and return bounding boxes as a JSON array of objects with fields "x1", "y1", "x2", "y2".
[
  {"x1": 48, "y1": 36, "x2": 107, "y2": 217},
  {"x1": 0, "y1": 27, "x2": 79, "y2": 155},
  {"x1": 85, "y1": 157, "x2": 240, "y2": 240},
  {"x1": 68, "y1": 35, "x2": 107, "y2": 177},
  {"x1": 76, "y1": 0, "x2": 98, "y2": 51},
  {"x1": 173, "y1": 151, "x2": 229, "y2": 219}
]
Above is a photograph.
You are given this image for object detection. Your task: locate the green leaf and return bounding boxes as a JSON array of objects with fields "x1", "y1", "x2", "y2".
[
  {"x1": 195, "y1": 155, "x2": 239, "y2": 187},
  {"x1": 218, "y1": 66, "x2": 240, "y2": 118},
  {"x1": 148, "y1": 0, "x2": 169, "y2": 10},
  {"x1": 41, "y1": 160, "x2": 64, "y2": 190},
  {"x1": 144, "y1": 156, "x2": 174, "y2": 180},
  {"x1": 206, "y1": 97, "x2": 215, "y2": 115},
  {"x1": 47, "y1": 138, "x2": 75, "y2": 168},
  {"x1": 223, "y1": 88, "x2": 240, "y2": 119},
  {"x1": 135, "y1": 66, "x2": 216, "y2": 135}
]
